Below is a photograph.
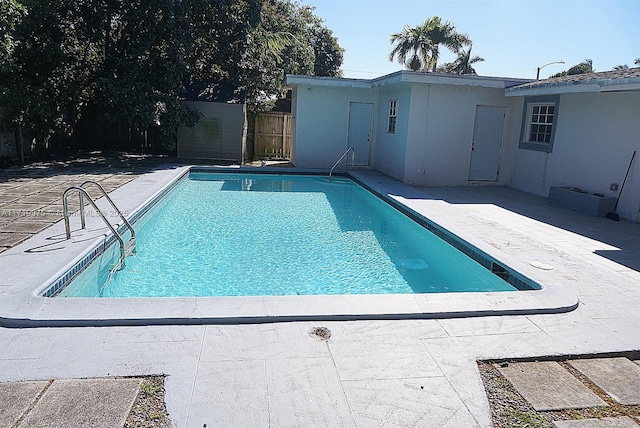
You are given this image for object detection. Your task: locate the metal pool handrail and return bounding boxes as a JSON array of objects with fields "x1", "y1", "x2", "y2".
[
  {"x1": 79, "y1": 180, "x2": 136, "y2": 244},
  {"x1": 329, "y1": 147, "x2": 355, "y2": 182},
  {"x1": 62, "y1": 181, "x2": 136, "y2": 269}
]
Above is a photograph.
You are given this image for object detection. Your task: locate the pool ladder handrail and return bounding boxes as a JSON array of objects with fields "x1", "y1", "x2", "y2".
[
  {"x1": 62, "y1": 181, "x2": 136, "y2": 268},
  {"x1": 329, "y1": 147, "x2": 355, "y2": 182}
]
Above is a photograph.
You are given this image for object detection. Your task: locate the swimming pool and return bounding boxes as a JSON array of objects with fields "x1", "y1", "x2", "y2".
[{"x1": 53, "y1": 172, "x2": 535, "y2": 298}]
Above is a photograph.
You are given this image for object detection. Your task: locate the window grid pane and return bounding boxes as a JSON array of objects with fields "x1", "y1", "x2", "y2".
[
  {"x1": 388, "y1": 100, "x2": 397, "y2": 133},
  {"x1": 528, "y1": 103, "x2": 555, "y2": 143}
]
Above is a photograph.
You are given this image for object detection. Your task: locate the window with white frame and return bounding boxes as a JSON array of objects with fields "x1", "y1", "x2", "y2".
[
  {"x1": 519, "y1": 95, "x2": 560, "y2": 152},
  {"x1": 387, "y1": 100, "x2": 397, "y2": 133}
]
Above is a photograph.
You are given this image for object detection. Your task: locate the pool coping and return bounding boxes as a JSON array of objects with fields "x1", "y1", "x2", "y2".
[{"x1": 0, "y1": 165, "x2": 579, "y2": 327}]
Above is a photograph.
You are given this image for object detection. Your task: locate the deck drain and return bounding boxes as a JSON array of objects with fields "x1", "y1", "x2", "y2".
[
  {"x1": 529, "y1": 261, "x2": 554, "y2": 270},
  {"x1": 309, "y1": 327, "x2": 331, "y2": 341}
]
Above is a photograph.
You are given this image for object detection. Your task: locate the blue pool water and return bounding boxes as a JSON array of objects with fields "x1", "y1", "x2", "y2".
[{"x1": 57, "y1": 173, "x2": 520, "y2": 298}]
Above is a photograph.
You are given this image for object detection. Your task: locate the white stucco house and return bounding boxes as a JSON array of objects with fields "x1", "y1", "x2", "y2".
[{"x1": 285, "y1": 68, "x2": 640, "y2": 221}]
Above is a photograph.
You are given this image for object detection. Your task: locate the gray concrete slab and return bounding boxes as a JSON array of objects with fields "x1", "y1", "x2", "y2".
[
  {"x1": 0, "y1": 194, "x2": 19, "y2": 204},
  {"x1": 0, "y1": 380, "x2": 48, "y2": 427},
  {"x1": 19, "y1": 378, "x2": 140, "y2": 428},
  {"x1": 19, "y1": 193, "x2": 62, "y2": 204},
  {"x1": 553, "y1": 416, "x2": 638, "y2": 428},
  {"x1": 0, "y1": 232, "x2": 31, "y2": 247},
  {"x1": 0, "y1": 221, "x2": 51, "y2": 233},
  {"x1": 498, "y1": 361, "x2": 607, "y2": 411},
  {"x1": 2, "y1": 202, "x2": 48, "y2": 212},
  {"x1": 568, "y1": 357, "x2": 640, "y2": 405}
]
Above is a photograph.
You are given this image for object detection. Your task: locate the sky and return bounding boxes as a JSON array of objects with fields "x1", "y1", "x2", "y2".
[{"x1": 302, "y1": 0, "x2": 640, "y2": 80}]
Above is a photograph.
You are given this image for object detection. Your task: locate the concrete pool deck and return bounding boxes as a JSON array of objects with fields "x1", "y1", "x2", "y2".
[
  {"x1": 1, "y1": 156, "x2": 640, "y2": 427},
  {"x1": 0, "y1": 165, "x2": 579, "y2": 325}
]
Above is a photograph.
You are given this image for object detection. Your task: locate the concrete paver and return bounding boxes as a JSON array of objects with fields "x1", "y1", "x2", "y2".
[
  {"x1": 19, "y1": 378, "x2": 140, "y2": 428},
  {"x1": 1, "y1": 159, "x2": 640, "y2": 426},
  {"x1": 568, "y1": 357, "x2": 640, "y2": 405},
  {"x1": 0, "y1": 381, "x2": 49, "y2": 427},
  {"x1": 0, "y1": 194, "x2": 19, "y2": 204},
  {"x1": 498, "y1": 361, "x2": 607, "y2": 411},
  {"x1": 0, "y1": 221, "x2": 52, "y2": 233},
  {"x1": 0, "y1": 232, "x2": 31, "y2": 247},
  {"x1": 553, "y1": 416, "x2": 639, "y2": 427}
]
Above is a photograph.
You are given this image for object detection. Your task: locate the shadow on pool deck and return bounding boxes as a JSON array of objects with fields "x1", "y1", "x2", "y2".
[
  {"x1": 0, "y1": 153, "x2": 240, "y2": 253},
  {"x1": 416, "y1": 185, "x2": 640, "y2": 273}
]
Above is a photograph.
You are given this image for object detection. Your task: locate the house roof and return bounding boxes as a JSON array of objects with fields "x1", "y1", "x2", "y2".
[
  {"x1": 286, "y1": 71, "x2": 531, "y2": 90},
  {"x1": 506, "y1": 67, "x2": 640, "y2": 96}
]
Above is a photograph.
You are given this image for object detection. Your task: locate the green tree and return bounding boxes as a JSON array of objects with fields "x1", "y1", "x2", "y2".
[
  {"x1": 550, "y1": 59, "x2": 593, "y2": 78},
  {"x1": 389, "y1": 16, "x2": 470, "y2": 72},
  {"x1": 239, "y1": 0, "x2": 343, "y2": 112},
  {"x1": 0, "y1": 0, "x2": 97, "y2": 162},
  {"x1": 93, "y1": 0, "x2": 205, "y2": 149},
  {"x1": 0, "y1": 0, "x2": 264, "y2": 157},
  {"x1": 613, "y1": 64, "x2": 629, "y2": 70},
  {"x1": 306, "y1": 15, "x2": 344, "y2": 77},
  {"x1": 0, "y1": 0, "x2": 26, "y2": 161},
  {"x1": 0, "y1": 0, "x2": 341, "y2": 159},
  {"x1": 436, "y1": 45, "x2": 484, "y2": 75},
  {"x1": 0, "y1": 0, "x2": 25, "y2": 70},
  {"x1": 388, "y1": 24, "x2": 433, "y2": 71}
]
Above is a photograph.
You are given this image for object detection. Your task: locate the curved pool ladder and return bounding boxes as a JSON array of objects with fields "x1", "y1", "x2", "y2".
[
  {"x1": 329, "y1": 147, "x2": 355, "y2": 182},
  {"x1": 62, "y1": 181, "x2": 136, "y2": 269}
]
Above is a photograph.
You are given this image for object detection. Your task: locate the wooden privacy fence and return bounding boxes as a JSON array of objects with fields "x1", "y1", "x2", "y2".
[{"x1": 254, "y1": 112, "x2": 292, "y2": 159}]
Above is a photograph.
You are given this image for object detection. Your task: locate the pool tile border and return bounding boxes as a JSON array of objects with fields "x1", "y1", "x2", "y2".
[{"x1": 0, "y1": 165, "x2": 579, "y2": 327}]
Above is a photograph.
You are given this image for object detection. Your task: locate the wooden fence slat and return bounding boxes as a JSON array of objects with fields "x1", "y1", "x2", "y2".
[{"x1": 254, "y1": 112, "x2": 292, "y2": 160}]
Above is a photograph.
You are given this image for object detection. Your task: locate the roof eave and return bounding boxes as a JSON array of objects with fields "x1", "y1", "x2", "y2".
[
  {"x1": 285, "y1": 74, "x2": 372, "y2": 89},
  {"x1": 385, "y1": 71, "x2": 531, "y2": 89},
  {"x1": 286, "y1": 71, "x2": 532, "y2": 90},
  {"x1": 506, "y1": 76, "x2": 640, "y2": 97}
]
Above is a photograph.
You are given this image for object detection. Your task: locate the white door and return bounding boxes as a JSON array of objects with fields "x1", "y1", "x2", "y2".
[
  {"x1": 347, "y1": 103, "x2": 373, "y2": 166},
  {"x1": 468, "y1": 106, "x2": 505, "y2": 181}
]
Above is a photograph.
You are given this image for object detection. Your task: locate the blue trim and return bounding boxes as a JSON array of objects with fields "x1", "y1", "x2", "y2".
[{"x1": 518, "y1": 95, "x2": 560, "y2": 153}]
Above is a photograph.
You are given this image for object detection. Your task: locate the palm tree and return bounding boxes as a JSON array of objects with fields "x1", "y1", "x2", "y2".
[
  {"x1": 388, "y1": 25, "x2": 434, "y2": 71},
  {"x1": 613, "y1": 64, "x2": 629, "y2": 70},
  {"x1": 389, "y1": 16, "x2": 470, "y2": 72},
  {"x1": 635, "y1": 58, "x2": 640, "y2": 65},
  {"x1": 421, "y1": 17, "x2": 471, "y2": 72},
  {"x1": 437, "y1": 45, "x2": 484, "y2": 75}
]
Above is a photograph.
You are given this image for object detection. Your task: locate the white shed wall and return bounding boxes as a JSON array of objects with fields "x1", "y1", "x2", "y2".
[
  {"x1": 177, "y1": 101, "x2": 245, "y2": 161},
  {"x1": 291, "y1": 85, "x2": 377, "y2": 169},
  {"x1": 510, "y1": 91, "x2": 640, "y2": 221}
]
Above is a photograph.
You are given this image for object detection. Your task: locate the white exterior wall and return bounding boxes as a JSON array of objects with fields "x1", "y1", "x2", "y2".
[
  {"x1": 510, "y1": 91, "x2": 640, "y2": 221},
  {"x1": 291, "y1": 85, "x2": 377, "y2": 169},
  {"x1": 404, "y1": 84, "x2": 520, "y2": 186},
  {"x1": 373, "y1": 84, "x2": 411, "y2": 181}
]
